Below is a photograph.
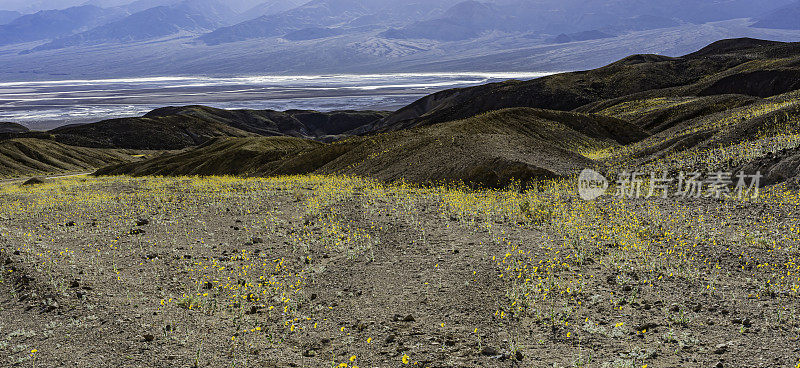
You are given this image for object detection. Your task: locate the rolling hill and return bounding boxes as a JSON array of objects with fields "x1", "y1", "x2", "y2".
[
  {"x1": 46, "y1": 106, "x2": 389, "y2": 150},
  {"x1": 0, "y1": 138, "x2": 142, "y2": 177},
  {"x1": 95, "y1": 136, "x2": 322, "y2": 176},
  {"x1": 3, "y1": 37, "x2": 800, "y2": 186},
  {"x1": 0, "y1": 122, "x2": 29, "y2": 134},
  {"x1": 93, "y1": 38, "x2": 800, "y2": 188},
  {"x1": 359, "y1": 39, "x2": 800, "y2": 133},
  {"x1": 97, "y1": 107, "x2": 646, "y2": 187},
  {"x1": 592, "y1": 89, "x2": 800, "y2": 183}
]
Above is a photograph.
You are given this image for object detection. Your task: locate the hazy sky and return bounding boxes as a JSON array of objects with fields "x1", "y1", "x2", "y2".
[
  {"x1": 1, "y1": 0, "x2": 122, "y2": 12},
  {"x1": 0, "y1": 0, "x2": 270, "y2": 12}
]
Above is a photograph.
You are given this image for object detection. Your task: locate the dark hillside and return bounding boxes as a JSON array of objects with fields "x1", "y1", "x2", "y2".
[
  {"x1": 98, "y1": 107, "x2": 643, "y2": 187},
  {"x1": 0, "y1": 122, "x2": 29, "y2": 134},
  {"x1": 50, "y1": 106, "x2": 389, "y2": 150},
  {"x1": 360, "y1": 39, "x2": 800, "y2": 134}
]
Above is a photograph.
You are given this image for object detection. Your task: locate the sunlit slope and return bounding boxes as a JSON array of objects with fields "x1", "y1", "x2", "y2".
[
  {"x1": 578, "y1": 95, "x2": 760, "y2": 133},
  {"x1": 592, "y1": 90, "x2": 800, "y2": 185},
  {"x1": 97, "y1": 108, "x2": 644, "y2": 187},
  {"x1": 95, "y1": 137, "x2": 322, "y2": 177},
  {"x1": 0, "y1": 138, "x2": 138, "y2": 177}
]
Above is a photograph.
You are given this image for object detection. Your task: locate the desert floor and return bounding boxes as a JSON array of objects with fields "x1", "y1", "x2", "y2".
[{"x1": 1, "y1": 175, "x2": 799, "y2": 367}]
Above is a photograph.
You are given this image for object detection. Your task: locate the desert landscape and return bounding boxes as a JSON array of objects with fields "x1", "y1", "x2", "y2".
[
  {"x1": 0, "y1": 37, "x2": 799, "y2": 367},
  {"x1": 1, "y1": 172, "x2": 800, "y2": 367}
]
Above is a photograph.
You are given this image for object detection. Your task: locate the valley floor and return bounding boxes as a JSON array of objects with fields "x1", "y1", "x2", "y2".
[{"x1": 0, "y1": 175, "x2": 799, "y2": 367}]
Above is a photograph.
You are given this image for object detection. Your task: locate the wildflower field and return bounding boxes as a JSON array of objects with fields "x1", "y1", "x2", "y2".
[{"x1": 0, "y1": 174, "x2": 799, "y2": 367}]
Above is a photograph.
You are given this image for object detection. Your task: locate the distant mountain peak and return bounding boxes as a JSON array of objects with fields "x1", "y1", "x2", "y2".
[
  {"x1": 379, "y1": 0, "x2": 507, "y2": 41},
  {"x1": 0, "y1": 10, "x2": 22, "y2": 25},
  {"x1": 200, "y1": 0, "x2": 374, "y2": 45},
  {"x1": 0, "y1": 5, "x2": 126, "y2": 46},
  {"x1": 752, "y1": 1, "x2": 800, "y2": 30},
  {"x1": 30, "y1": 2, "x2": 229, "y2": 52}
]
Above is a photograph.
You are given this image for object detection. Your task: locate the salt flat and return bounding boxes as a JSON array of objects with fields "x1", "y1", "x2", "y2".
[{"x1": 0, "y1": 72, "x2": 552, "y2": 130}]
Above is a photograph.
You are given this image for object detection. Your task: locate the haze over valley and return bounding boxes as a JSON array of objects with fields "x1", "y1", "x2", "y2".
[{"x1": 0, "y1": 0, "x2": 799, "y2": 81}]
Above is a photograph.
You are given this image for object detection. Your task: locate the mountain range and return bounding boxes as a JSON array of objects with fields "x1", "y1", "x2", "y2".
[
  {"x1": 32, "y1": 1, "x2": 236, "y2": 51},
  {"x1": 0, "y1": 10, "x2": 21, "y2": 24},
  {"x1": 0, "y1": 0, "x2": 798, "y2": 79},
  {"x1": 0, "y1": 5, "x2": 126, "y2": 46},
  {"x1": 752, "y1": 1, "x2": 800, "y2": 30}
]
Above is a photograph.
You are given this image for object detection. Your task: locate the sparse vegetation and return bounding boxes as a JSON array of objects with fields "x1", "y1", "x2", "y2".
[
  {"x1": 0, "y1": 138, "x2": 144, "y2": 178},
  {"x1": 1, "y1": 173, "x2": 799, "y2": 366}
]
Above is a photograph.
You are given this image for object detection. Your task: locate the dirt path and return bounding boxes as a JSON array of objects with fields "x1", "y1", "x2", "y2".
[{"x1": 292, "y1": 203, "x2": 515, "y2": 367}]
